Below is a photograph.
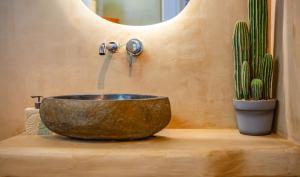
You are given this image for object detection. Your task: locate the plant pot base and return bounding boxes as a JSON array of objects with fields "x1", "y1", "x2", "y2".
[
  {"x1": 239, "y1": 130, "x2": 272, "y2": 136},
  {"x1": 234, "y1": 99, "x2": 277, "y2": 136}
]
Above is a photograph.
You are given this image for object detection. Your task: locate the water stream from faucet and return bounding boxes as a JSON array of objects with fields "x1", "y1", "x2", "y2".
[{"x1": 97, "y1": 53, "x2": 113, "y2": 90}]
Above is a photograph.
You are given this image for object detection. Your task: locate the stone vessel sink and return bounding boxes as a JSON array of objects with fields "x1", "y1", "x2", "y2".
[{"x1": 40, "y1": 94, "x2": 171, "y2": 140}]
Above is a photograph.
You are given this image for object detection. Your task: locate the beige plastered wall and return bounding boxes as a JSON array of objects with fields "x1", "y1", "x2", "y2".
[
  {"x1": 274, "y1": 0, "x2": 300, "y2": 144},
  {"x1": 3, "y1": 0, "x2": 299, "y2": 144},
  {"x1": 0, "y1": 0, "x2": 249, "y2": 140}
]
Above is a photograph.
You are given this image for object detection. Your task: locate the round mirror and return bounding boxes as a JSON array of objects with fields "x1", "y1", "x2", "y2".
[{"x1": 82, "y1": 0, "x2": 190, "y2": 26}]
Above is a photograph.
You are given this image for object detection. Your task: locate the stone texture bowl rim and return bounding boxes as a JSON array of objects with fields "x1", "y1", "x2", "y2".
[
  {"x1": 44, "y1": 94, "x2": 168, "y2": 102},
  {"x1": 40, "y1": 93, "x2": 171, "y2": 140}
]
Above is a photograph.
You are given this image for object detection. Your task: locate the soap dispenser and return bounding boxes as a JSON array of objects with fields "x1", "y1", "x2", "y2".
[{"x1": 31, "y1": 96, "x2": 43, "y2": 109}]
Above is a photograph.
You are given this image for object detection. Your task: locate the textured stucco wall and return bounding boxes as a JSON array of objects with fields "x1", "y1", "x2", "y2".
[
  {"x1": 274, "y1": 0, "x2": 300, "y2": 144},
  {"x1": 273, "y1": 0, "x2": 287, "y2": 138},
  {"x1": 281, "y1": 0, "x2": 300, "y2": 144},
  {"x1": 0, "y1": 0, "x2": 249, "y2": 140}
]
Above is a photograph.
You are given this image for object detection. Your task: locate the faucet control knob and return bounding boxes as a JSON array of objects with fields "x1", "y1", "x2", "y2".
[{"x1": 126, "y1": 39, "x2": 143, "y2": 56}]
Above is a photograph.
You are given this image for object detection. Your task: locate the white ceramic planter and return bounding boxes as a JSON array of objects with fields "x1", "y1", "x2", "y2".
[{"x1": 234, "y1": 99, "x2": 277, "y2": 136}]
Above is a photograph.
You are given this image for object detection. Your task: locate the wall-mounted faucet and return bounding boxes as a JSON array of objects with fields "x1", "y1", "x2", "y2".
[
  {"x1": 98, "y1": 39, "x2": 143, "y2": 76},
  {"x1": 99, "y1": 39, "x2": 143, "y2": 56},
  {"x1": 99, "y1": 42, "x2": 119, "y2": 55}
]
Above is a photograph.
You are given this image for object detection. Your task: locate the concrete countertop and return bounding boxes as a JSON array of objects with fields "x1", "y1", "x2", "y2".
[{"x1": 0, "y1": 129, "x2": 300, "y2": 177}]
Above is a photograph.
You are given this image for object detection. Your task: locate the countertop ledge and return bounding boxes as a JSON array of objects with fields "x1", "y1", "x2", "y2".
[{"x1": 0, "y1": 129, "x2": 300, "y2": 177}]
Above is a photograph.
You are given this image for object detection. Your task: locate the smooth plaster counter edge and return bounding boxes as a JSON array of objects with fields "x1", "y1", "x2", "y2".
[{"x1": 0, "y1": 129, "x2": 300, "y2": 177}]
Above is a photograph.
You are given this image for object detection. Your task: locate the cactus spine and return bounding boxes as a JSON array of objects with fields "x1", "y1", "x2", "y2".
[
  {"x1": 251, "y1": 79, "x2": 263, "y2": 100},
  {"x1": 241, "y1": 61, "x2": 250, "y2": 99},
  {"x1": 249, "y1": 0, "x2": 268, "y2": 78},
  {"x1": 260, "y1": 54, "x2": 273, "y2": 99},
  {"x1": 233, "y1": 21, "x2": 250, "y2": 99}
]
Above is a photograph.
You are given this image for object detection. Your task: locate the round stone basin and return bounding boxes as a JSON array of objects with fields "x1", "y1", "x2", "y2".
[{"x1": 40, "y1": 94, "x2": 171, "y2": 140}]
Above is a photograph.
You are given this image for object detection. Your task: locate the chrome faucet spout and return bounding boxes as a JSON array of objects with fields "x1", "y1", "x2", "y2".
[
  {"x1": 99, "y1": 43, "x2": 106, "y2": 55},
  {"x1": 99, "y1": 42, "x2": 118, "y2": 55}
]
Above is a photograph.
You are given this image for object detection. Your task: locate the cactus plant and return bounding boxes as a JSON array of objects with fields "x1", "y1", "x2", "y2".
[
  {"x1": 233, "y1": 0, "x2": 276, "y2": 136},
  {"x1": 241, "y1": 61, "x2": 251, "y2": 99},
  {"x1": 233, "y1": 21, "x2": 250, "y2": 99},
  {"x1": 251, "y1": 79, "x2": 263, "y2": 100},
  {"x1": 233, "y1": 0, "x2": 274, "y2": 101},
  {"x1": 260, "y1": 53, "x2": 273, "y2": 99},
  {"x1": 249, "y1": 0, "x2": 268, "y2": 78}
]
